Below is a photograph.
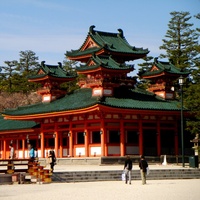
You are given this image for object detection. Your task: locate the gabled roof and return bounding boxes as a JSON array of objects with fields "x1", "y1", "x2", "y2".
[
  {"x1": 28, "y1": 61, "x2": 77, "y2": 81},
  {"x1": 66, "y1": 25, "x2": 149, "y2": 61},
  {"x1": 140, "y1": 58, "x2": 189, "y2": 78},
  {"x1": 3, "y1": 88, "x2": 183, "y2": 120},
  {"x1": 76, "y1": 55, "x2": 134, "y2": 72}
]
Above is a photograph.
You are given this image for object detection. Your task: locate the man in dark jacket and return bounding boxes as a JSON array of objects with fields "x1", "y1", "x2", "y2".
[
  {"x1": 124, "y1": 156, "x2": 133, "y2": 184},
  {"x1": 139, "y1": 155, "x2": 148, "y2": 185}
]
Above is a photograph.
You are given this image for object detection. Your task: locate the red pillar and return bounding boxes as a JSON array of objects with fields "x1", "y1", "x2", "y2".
[
  {"x1": 40, "y1": 131, "x2": 45, "y2": 158},
  {"x1": 69, "y1": 131, "x2": 73, "y2": 157},
  {"x1": 139, "y1": 117, "x2": 143, "y2": 155},
  {"x1": 120, "y1": 119, "x2": 125, "y2": 156},
  {"x1": 84, "y1": 130, "x2": 89, "y2": 157},
  {"x1": 3, "y1": 139, "x2": 6, "y2": 159},
  {"x1": 22, "y1": 139, "x2": 25, "y2": 159},
  {"x1": 60, "y1": 133, "x2": 63, "y2": 158},
  {"x1": 54, "y1": 131, "x2": 58, "y2": 158},
  {"x1": 105, "y1": 129, "x2": 108, "y2": 156},
  {"x1": 100, "y1": 119, "x2": 105, "y2": 156}
]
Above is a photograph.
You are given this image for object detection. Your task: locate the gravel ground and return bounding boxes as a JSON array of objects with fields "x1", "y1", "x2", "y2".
[{"x1": 0, "y1": 179, "x2": 200, "y2": 200}]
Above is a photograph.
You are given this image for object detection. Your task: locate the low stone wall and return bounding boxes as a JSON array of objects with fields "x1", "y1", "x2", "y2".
[{"x1": 0, "y1": 174, "x2": 12, "y2": 185}]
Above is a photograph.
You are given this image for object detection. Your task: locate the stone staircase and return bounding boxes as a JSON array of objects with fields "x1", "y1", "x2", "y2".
[{"x1": 52, "y1": 168, "x2": 200, "y2": 183}]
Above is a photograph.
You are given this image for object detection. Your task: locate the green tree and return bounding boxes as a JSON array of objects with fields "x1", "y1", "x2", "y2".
[
  {"x1": 137, "y1": 56, "x2": 154, "y2": 90},
  {"x1": 17, "y1": 50, "x2": 39, "y2": 74},
  {"x1": 16, "y1": 50, "x2": 40, "y2": 93},
  {"x1": 60, "y1": 59, "x2": 79, "y2": 93},
  {"x1": 159, "y1": 11, "x2": 199, "y2": 72},
  {"x1": 159, "y1": 11, "x2": 200, "y2": 136},
  {"x1": 184, "y1": 13, "x2": 200, "y2": 135},
  {"x1": 0, "y1": 60, "x2": 18, "y2": 92}
]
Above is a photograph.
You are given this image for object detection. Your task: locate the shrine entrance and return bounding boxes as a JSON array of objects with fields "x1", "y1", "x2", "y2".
[{"x1": 143, "y1": 129, "x2": 157, "y2": 156}]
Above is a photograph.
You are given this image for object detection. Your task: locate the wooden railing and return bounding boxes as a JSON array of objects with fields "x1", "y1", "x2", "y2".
[{"x1": 0, "y1": 159, "x2": 31, "y2": 174}]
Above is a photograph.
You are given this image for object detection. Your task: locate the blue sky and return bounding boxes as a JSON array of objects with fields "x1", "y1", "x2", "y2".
[{"x1": 0, "y1": 0, "x2": 199, "y2": 75}]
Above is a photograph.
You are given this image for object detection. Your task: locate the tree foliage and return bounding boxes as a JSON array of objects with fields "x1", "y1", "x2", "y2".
[
  {"x1": 0, "y1": 50, "x2": 40, "y2": 94},
  {"x1": 184, "y1": 13, "x2": 200, "y2": 135},
  {"x1": 159, "y1": 11, "x2": 200, "y2": 135},
  {"x1": 159, "y1": 11, "x2": 199, "y2": 72},
  {"x1": 60, "y1": 59, "x2": 79, "y2": 93}
]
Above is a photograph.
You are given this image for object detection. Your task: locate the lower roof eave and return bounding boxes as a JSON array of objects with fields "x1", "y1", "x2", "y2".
[
  {"x1": 2, "y1": 104, "x2": 100, "y2": 121},
  {"x1": 2, "y1": 103, "x2": 185, "y2": 121}
]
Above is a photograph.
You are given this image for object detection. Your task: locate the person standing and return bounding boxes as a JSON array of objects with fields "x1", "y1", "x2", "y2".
[
  {"x1": 48, "y1": 150, "x2": 56, "y2": 172},
  {"x1": 29, "y1": 145, "x2": 35, "y2": 162},
  {"x1": 124, "y1": 156, "x2": 133, "y2": 184},
  {"x1": 34, "y1": 148, "x2": 38, "y2": 162},
  {"x1": 139, "y1": 155, "x2": 148, "y2": 185},
  {"x1": 9, "y1": 144, "x2": 14, "y2": 159}
]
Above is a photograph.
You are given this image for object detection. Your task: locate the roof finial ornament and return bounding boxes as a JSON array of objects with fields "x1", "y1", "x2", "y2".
[
  {"x1": 154, "y1": 57, "x2": 158, "y2": 63},
  {"x1": 58, "y1": 62, "x2": 62, "y2": 68},
  {"x1": 89, "y1": 25, "x2": 95, "y2": 34},
  {"x1": 41, "y1": 61, "x2": 45, "y2": 66},
  {"x1": 117, "y1": 28, "x2": 124, "y2": 37}
]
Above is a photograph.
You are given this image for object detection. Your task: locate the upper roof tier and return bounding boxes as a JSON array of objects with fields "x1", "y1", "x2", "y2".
[
  {"x1": 28, "y1": 61, "x2": 77, "y2": 83},
  {"x1": 76, "y1": 55, "x2": 134, "y2": 74},
  {"x1": 66, "y1": 25, "x2": 149, "y2": 63},
  {"x1": 139, "y1": 58, "x2": 189, "y2": 79}
]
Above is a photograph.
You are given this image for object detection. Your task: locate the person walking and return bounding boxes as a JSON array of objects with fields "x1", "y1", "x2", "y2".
[
  {"x1": 48, "y1": 150, "x2": 56, "y2": 172},
  {"x1": 124, "y1": 156, "x2": 133, "y2": 184},
  {"x1": 139, "y1": 155, "x2": 148, "y2": 185}
]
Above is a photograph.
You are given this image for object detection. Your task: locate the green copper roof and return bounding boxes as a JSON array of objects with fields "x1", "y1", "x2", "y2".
[
  {"x1": 3, "y1": 88, "x2": 182, "y2": 117},
  {"x1": 140, "y1": 58, "x2": 189, "y2": 77},
  {"x1": 66, "y1": 25, "x2": 149, "y2": 58},
  {"x1": 77, "y1": 55, "x2": 134, "y2": 72},
  {"x1": 28, "y1": 61, "x2": 77, "y2": 80},
  {"x1": 0, "y1": 116, "x2": 39, "y2": 131}
]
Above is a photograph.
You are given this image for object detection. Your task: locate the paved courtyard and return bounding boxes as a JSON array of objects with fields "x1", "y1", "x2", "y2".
[{"x1": 0, "y1": 179, "x2": 200, "y2": 200}]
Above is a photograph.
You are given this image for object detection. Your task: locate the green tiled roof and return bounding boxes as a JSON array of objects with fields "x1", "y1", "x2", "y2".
[
  {"x1": 141, "y1": 58, "x2": 189, "y2": 77},
  {"x1": 29, "y1": 61, "x2": 77, "y2": 80},
  {"x1": 0, "y1": 116, "x2": 39, "y2": 131},
  {"x1": 66, "y1": 25, "x2": 149, "y2": 58},
  {"x1": 77, "y1": 55, "x2": 134, "y2": 72},
  {"x1": 3, "y1": 88, "x2": 182, "y2": 117}
]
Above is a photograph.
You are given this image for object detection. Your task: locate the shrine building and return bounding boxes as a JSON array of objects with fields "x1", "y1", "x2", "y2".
[{"x1": 0, "y1": 26, "x2": 189, "y2": 159}]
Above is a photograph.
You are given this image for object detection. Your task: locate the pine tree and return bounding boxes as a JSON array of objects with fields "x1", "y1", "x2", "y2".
[
  {"x1": 0, "y1": 60, "x2": 18, "y2": 92},
  {"x1": 16, "y1": 50, "x2": 40, "y2": 93},
  {"x1": 184, "y1": 13, "x2": 200, "y2": 135},
  {"x1": 60, "y1": 59, "x2": 79, "y2": 93},
  {"x1": 159, "y1": 11, "x2": 198, "y2": 72},
  {"x1": 137, "y1": 56, "x2": 154, "y2": 90},
  {"x1": 159, "y1": 11, "x2": 200, "y2": 136}
]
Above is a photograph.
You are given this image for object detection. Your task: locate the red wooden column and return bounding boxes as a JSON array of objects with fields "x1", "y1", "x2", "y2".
[
  {"x1": 120, "y1": 119, "x2": 125, "y2": 156},
  {"x1": 100, "y1": 119, "x2": 105, "y2": 156},
  {"x1": 69, "y1": 131, "x2": 73, "y2": 157},
  {"x1": 138, "y1": 117, "x2": 143, "y2": 155},
  {"x1": 40, "y1": 129, "x2": 45, "y2": 158},
  {"x1": 157, "y1": 119, "x2": 161, "y2": 156},
  {"x1": 22, "y1": 139, "x2": 25, "y2": 158},
  {"x1": 60, "y1": 133, "x2": 63, "y2": 158},
  {"x1": 84, "y1": 129, "x2": 89, "y2": 157},
  {"x1": 69, "y1": 121, "x2": 73, "y2": 157},
  {"x1": 104, "y1": 129, "x2": 108, "y2": 156},
  {"x1": 54, "y1": 131, "x2": 58, "y2": 158},
  {"x1": 3, "y1": 139, "x2": 6, "y2": 159}
]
